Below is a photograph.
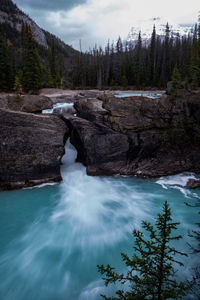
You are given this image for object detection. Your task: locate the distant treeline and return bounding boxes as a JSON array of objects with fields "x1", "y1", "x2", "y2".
[
  {"x1": 0, "y1": 16, "x2": 200, "y2": 92},
  {"x1": 72, "y1": 22, "x2": 200, "y2": 90}
]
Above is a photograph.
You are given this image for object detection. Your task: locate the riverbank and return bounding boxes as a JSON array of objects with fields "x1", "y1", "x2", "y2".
[
  {"x1": 0, "y1": 89, "x2": 200, "y2": 190},
  {"x1": 0, "y1": 140, "x2": 199, "y2": 299},
  {"x1": 39, "y1": 88, "x2": 165, "y2": 98}
]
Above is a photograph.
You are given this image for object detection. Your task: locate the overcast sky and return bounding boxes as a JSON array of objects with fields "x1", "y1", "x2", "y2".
[{"x1": 14, "y1": 0, "x2": 199, "y2": 50}]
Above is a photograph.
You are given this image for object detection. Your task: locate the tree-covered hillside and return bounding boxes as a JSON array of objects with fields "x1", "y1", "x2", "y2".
[
  {"x1": 0, "y1": 0, "x2": 200, "y2": 92},
  {"x1": 0, "y1": 0, "x2": 18, "y2": 13},
  {"x1": 0, "y1": 0, "x2": 78, "y2": 92}
]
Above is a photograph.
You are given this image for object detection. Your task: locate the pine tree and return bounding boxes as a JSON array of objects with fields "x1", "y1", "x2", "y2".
[
  {"x1": 149, "y1": 25, "x2": 157, "y2": 85},
  {"x1": 0, "y1": 35, "x2": 14, "y2": 91},
  {"x1": 14, "y1": 75, "x2": 22, "y2": 94},
  {"x1": 198, "y1": 13, "x2": 200, "y2": 58},
  {"x1": 22, "y1": 23, "x2": 42, "y2": 93},
  {"x1": 49, "y1": 39, "x2": 60, "y2": 87},
  {"x1": 160, "y1": 23, "x2": 171, "y2": 86},
  {"x1": 186, "y1": 199, "x2": 200, "y2": 298},
  {"x1": 98, "y1": 201, "x2": 188, "y2": 300},
  {"x1": 189, "y1": 216, "x2": 200, "y2": 298},
  {"x1": 190, "y1": 24, "x2": 200, "y2": 89},
  {"x1": 170, "y1": 65, "x2": 181, "y2": 97},
  {"x1": 134, "y1": 31, "x2": 142, "y2": 88}
]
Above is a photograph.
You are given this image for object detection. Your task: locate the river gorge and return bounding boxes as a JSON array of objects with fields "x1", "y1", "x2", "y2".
[
  {"x1": 0, "y1": 90, "x2": 200, "y2": 299},
  {"x1": 0, "y1": 139, "x2": 199, "y2": 299}
]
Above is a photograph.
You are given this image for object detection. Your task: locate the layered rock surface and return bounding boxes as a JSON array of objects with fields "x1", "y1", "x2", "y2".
[
  {"x1": 1, "y1": 90, "x2": 200, "y2": 190},
  {"x1": 64, "y1": 93, "x2": 200, "y2": 177},
  {"x1": 0, "y1": 95, "x2": 53, "y2": 113},
  {"x1": 103, "y1": 93, "x2": 200, "y2": 133},
  {"x1": 0, "y1": 109, "x2": 68, "y2": 190},
  {"x1": 66, "y1": 116, "x2": 129, "y2": 176}
]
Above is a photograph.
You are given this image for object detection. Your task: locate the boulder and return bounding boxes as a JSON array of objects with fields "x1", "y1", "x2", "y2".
[
  {"x1": 103, "y1": 93, "x2": 200, "y2": 133},
  {"x1": 0, "y1": 95, "x2": 8, "y2": 109},
  {"x1": 103, "y1": 95, "x2": 172, "y2": 133},
  {"x1": 74, "y1": 98, "x2": 108, "y2": 124},
  {"x1": 65, "y1": 116, "x2": 129, "y2": 176},
  {"x1": 63, "y1": 93, "x2": 200, "y2": 177},
  {"x1": 21, "y1": 95, "x2": 53, "y2": 113},
  {"x1": 0, "y1": 109, "x2": 69, "y2": 190},
  {"x1": 186, "y1": 179, "x2": 200, "y2": 189},
  {"x1": 0, "y1": 95, "x2": 53, "y2": 113}
]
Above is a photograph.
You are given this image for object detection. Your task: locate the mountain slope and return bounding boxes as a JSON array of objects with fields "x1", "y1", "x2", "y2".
[
  {"x1": 0, "y1": 0, "x2": 47, "y2": 47},
  {"x1": 0, "y1": 0, "x2": 78, "y2": 86}
]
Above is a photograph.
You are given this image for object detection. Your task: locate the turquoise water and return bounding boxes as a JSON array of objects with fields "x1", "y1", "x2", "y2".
[
  {"x1": 0, "y1": 142, "x2": 199, "y2": 300},
  {"x1": 42, "y1": 102, "x2": 74, "y2": 114},
  {"x1": 115, "y1": 92, "x2": 162, "y2": 99}
]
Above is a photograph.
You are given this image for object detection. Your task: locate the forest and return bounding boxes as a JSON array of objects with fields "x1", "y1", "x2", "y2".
[
  {"x1": 72, "y1": 22, "x2": 200, "y2": 90},
  {"x1": 0, "y1": 0, "x2": 200, "y2": 92}
]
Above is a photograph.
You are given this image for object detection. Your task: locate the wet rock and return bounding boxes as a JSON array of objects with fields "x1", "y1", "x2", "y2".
[
  {"x1": 74, "y1": 98, "x2": 107, "y2": 124},
  {"x1": 186, "y1": 179, "x2": 200, "y2": 189},
  {"x1": 64, "y1": 92, "x2": 200, "y2": 177},
  {"x1": 0, "y1": 109, "x2": 69, "y2": 190},
  {"x1": 0, "y1": 95, "x2": 53, "y2": 113},
  {"x1": 103, "y1": 95, "x2": 171, "y2": 133},
  {"x1": 103, "y1": 93, "x2": 200, "y2": 133},
  {"x1": 65, "y1": 116, "x2": 129, "y2": 175},
  {"x1": 21, "y1": 95, "x2": 53, "y2": 113}
]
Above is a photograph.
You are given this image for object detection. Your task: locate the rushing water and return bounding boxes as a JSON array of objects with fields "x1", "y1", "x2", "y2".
[
  {"x1": 0, "y1": 141, "x2": 199, "y2": 300},
  {"x1": 42, "y1": 102, "x2": 74, "y2": 114},
  {"x1": 115, "y1": 92, "x2": 162, "y2": 98}
]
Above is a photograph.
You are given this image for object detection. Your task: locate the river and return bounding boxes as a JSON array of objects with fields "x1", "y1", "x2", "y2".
[
  {"x1": 0, "y1": 140, "x2": 199, "y2": 299},
  {"x1": 0, "y1": 94, "x2": 200, "y2": 299}
]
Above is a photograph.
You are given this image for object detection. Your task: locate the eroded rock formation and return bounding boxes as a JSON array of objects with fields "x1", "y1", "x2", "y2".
[
  {"x1": 0, "y1": 109, "x2": 68, "y2": 190},
  {"x1": 63, "y1": 92, "x2": 200, "y2": 177},
  {"x1": 1, "y1": 90, "x2": 200, "y2": 190},
  {"x1": 0, "y1": 95, "x2": 53, "y2": 113}
]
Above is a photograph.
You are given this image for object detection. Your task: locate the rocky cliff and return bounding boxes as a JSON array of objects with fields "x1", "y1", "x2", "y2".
[
  {"x1": 1, "y1": 90, "x2": 200, "y2": 190},
  {"x1": 64, "y1": 92, "x2": 200, "y2": 177},
  {"x1": 0, "y1": 108, "x2": 68, "y2": 190}
]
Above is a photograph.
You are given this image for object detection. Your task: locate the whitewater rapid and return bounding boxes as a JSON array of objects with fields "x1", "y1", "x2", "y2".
[{"x1": 0, "y1": 141, "x2": 199, "y2": 299}]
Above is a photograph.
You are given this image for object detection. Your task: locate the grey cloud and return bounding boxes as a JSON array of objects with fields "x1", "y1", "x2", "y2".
[
  {"x1": 25, "y1": 9, "x2": 91, "y2": 49},
  {"x1": 14, "y1": 0, "x2": 87, "y2": 12}
]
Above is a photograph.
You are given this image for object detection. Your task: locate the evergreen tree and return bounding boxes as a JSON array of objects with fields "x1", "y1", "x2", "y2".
[
  {"x1": 49, "y1": 39, "x2": 61, "y2": 87},
  {"x1": 160, "y1": 23, "x2": 171, "y2": 86},
  {"x1": 186, "y1": 199, "x2": 200, "y2": 298},
  {"x1": 134, "y1": 31, "x2": 142, "y2": 87},
  {"x1": 149, "y1": 25, "x2": 157, "y2": 85},
  {"x1": 98, "y1": 201, "x2": 188, "y2": 300},
  {"x1": 0, "y1": 35, "x2": 14, "y2": 91},
  {"x1": 170, "y1": 65, "x2": 181, "y2": 97},
  {"x1": 55, "y1": 20, "x2": 200, "y2": 90},
  {"x1": 14, "y1": 75, "x2": 22, "y2": 94},
  {"x1": 190, "y1": 24, "x2": 200, "y2": 89},
  {"x1": 198, "y1": 14, "x2": 200, "y2": 58},
  {"x1": 0, "y1": 0, "x2": 18, "y2": 14},
  {"x1": 22, "y1": 23, "x2": 42, "y2": 93},
  {"x1": 189, "y1": 217, "x2": 200, "y2": 298}
]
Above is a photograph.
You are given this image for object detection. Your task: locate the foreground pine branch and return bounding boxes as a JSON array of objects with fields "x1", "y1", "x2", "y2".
[{"x1": 97, "y1": 201, "x2": 189, "y2": 300}]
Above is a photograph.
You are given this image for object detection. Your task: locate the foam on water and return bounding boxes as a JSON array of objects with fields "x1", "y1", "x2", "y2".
[
  {"x1": 156, "y1": 173, "x2": 200, "y2": 199},
  {"x1": 24, "y1": 182, "x2": 58, "y2": 190},
  {"x1": 42, "y1": 102, "x2": 74, "y2": 114},
  {"x1": 115, "y1": 93, "x2": 162, "y2": 99},
  {"x1": 0, "y1": 141, "x2": 199, "y2": 299}
]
